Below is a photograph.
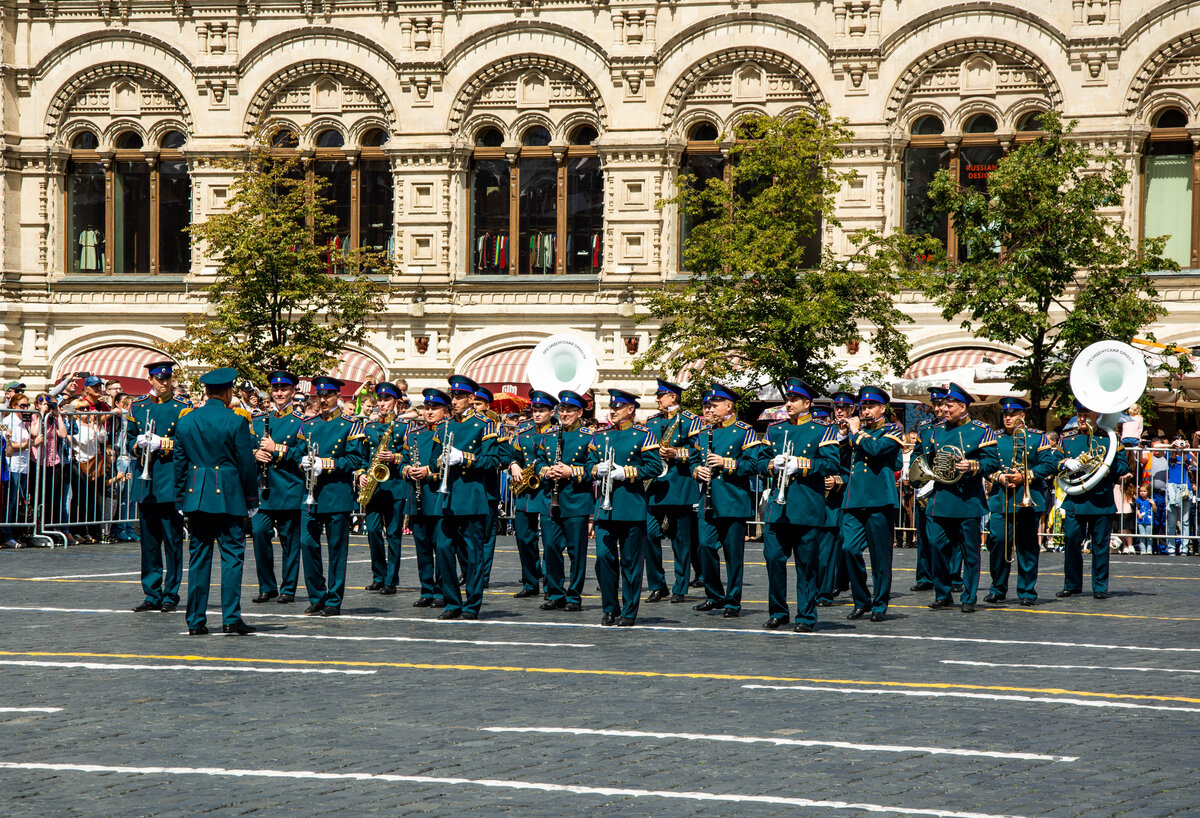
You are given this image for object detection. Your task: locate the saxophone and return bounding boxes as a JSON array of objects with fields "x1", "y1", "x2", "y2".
[{"x1": 356, "y1": 420, "x2": 395, "y2": 506}]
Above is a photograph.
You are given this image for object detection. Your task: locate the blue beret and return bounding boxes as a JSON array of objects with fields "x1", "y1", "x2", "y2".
[
  {"x1": 784, "y1": 378, "x2": 816, "y2": 401},
  {"x1": 448, "y1": 374, "x2": 479, "y2": 394},
  {"x1": 473, "y1": 387, "x2": 494, "y2": 403},
  {"x1": 857, "y1": 385, "x2": 890, "y2": 405},
  {"x1": 144, "y1": 360, "x2": 175, "y2": 378},
  {"x1": 311, "y1": 376, "x2": 344, "y2": 394},
  {"x1": 558, "y1": 390, "x2": 585, "y2": 409},
  {"x1": 999, "y1": 397, "x2": 1030, "y2": 412},
  {"x1": 529, "y1": 390, "x2": 558, "y2": 408},
  {"x1": 199, "y1": 367, "x2": 238, "y2": 389},
  {"x1": 267, "y1": 370, "x2": 298, "y2": 387},
  {"x1": 655, "y1": 379, "x2": 684, "y2": 396},
  {"x1": 831, "y1": 391, "x2": 857, "y2": 407},
  {"x1": 927, "y1": 386, "x2": 948, "y2": 402},
  {"x1": 608, "y1": 388, "x2": 639, "y2": 407},
  {"x1": 944, "y1": 382, "x2": 974, "y2": 406},
  {"x1": 706, "y1": 383, "x2": 738, "y2": 402},
  {"x1": 422, "y1": 388, "x2": 450, "y2": 406},
  {"x1": 376, "y1": 381, "x2": 402, "y2": 399}
]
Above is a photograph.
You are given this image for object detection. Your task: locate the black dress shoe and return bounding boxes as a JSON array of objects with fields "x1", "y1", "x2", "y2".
[
  {"x1": 461, "y1": 612, "x2": 478, "y2": 620},
  {"x1": 669, "y1": 594, "x2": 687, "y2": 603},
  {"x1": 132, "y1": 601, "x2": 161, "y2": 613},
  {"x1": 616, "y1": 617, "x2": 636, "y2": 627},
  {"x1": 222, "y1": 621, "x2": 257, "y2": 635},
  {"x1": 540, "y1": 599, "x2": 565, "y2": 611},
  {"x1": 1055, "y1": 589, "x2": 1076, "y2": 598},
  {"x1": 303, "y1": 604, "x2": 324, "y2": 615},
  {"x1": 513, "y1": 588, "x2": 539, "y2": 598},
  {"x1": 188, "y1": 626, "x2": 208, "y2": 636},
  {"x1": 159, "y1": 602, "x2": 178, "y2": 613},
  {"x1": 928, "y1": 599, "x2": 954, "y2": 609},
  {"x1": 722, "y1": 609, "x2": 739, "y2": 618},
  {"x1": 645, "y1": 589, "x2": 668, "y2": 603},
  {"x1": 430, "y1": 598, "x2": 447, "y2": 608},
  {"x1": 870, "y1": 612, "x2": 886, "y2": 622},
  {"x1": 600, "y1": 613, "x2": 615, "y2": 626},
  {"x1": 846, "y1": 607, "x2": 867, "y2": 620},
  {"x1": 438, "y1": 610, "x2": 461, "y2": 620},
  {"x1": 960, "y1": 604, "x2": 976, "y2": 613},
  {"x1": 984, "y1": 593, "x2": 1004, "y2": 603},
  {"x1": 689, "y1": 578, "x2": 705, "y2": 588},
  {"x1": 412, "y1": 597, "x2": 433, "y2": 608},
  {"x1": 364, "y1": 582, "x2": 383, "y2": 593},
  {"x1": 1093, "y1": 592, "x2": 1108, "y2": 600},
  {"x1": 276, "y1": 594, "x2": 295, "y2": 604},
  {"x1": 564, "y1": 602, "x2": 582, "y2": 612},
  {"x1": 1020, "y1": 598, "x2": 1035, "y2": 606},
  {"x1": 951, "y1": 583, "x2": 964, "y2": 592},
  {"x1": 693, "y1": 600, "x2": 719, "y2": 611},
  {"x1": 379, "y1": 586, "x2": 397, "y2": 596},
  {"x1": 909, "y1": 582, "x2": 934, "y2": 592},
  {"x1": 320, "y1": 607, "x2": 341, "y2": 617},
  {"x1": 252, "y1": 591, "x2": 279, "y2": 604},
  {"x1": 793, "y1": 623, "x2": 813, "y2": 633},
  {"x1": 762, "y1": 618, "x2": 788, "y2": 630},
  {"x1": 815, "y1": 600, "x2": 833, "y2": 607}
]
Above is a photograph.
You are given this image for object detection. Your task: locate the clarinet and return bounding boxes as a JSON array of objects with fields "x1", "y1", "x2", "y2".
[
  {"x1": 550, "y1": 425, "x2": 565, "y2": 511},
  {"x1": 259, "y1": 413, "x2": 272, "y2": 501}
]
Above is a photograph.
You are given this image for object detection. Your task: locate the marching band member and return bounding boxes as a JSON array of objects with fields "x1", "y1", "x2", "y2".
[
  {"x1": 1056, "y1": 400, "x2": 1129, "y2": 600},
  {"x1": 298, "y1": 377, "x2": 367, "y2": 617},
  {"x1": 359, "y1": 382, "x2": 410, "y2": 595},
  {"x1": 507, "y1": 390, "x2": 556, "y2": 598},
  {"x1": 402, "y1": 389, "x2": 451, "y2": 608},
  {"x1": 819, "y1": 391, "x2": 856, "y2": 606},
  {"x1": 250, "y1": 371, "x2": 306, "y2": 604},
  {"x1": 985, "y1": 397, "x2": 1058, "y2": 605},
  {"x1": 127, "y1": 360, "x2": 191, "y2": 614},
  {"x1": 592, "y1": 389, "x2": 661, "y2": 626},
  {"x1": 536, "y1": 390, "x2": 599, "y2": 612},
  {"x1": 645, "y1": 379, "x2": 701, "y2": 603},
  {"x1": 174, "y1": 368, "x2": 258, "y2": 635},
  {"x1": 434, "y1": 375, "x2": 502, "y2": 620},
  {"x1": 839, "y1": 385, "x2": 903, "y2": 622},
  {"x1": 471, "y1": 386, "x2": 506, "y2": 589},
  {"x1": 908, "y1": 386, "x2": 947, "y2": 593},
  {"x1": 923, "y1": 382, "x2": 1000, "y2": 613},
  {"x1": 688, "y1": 383, "x2": 768, "y2": 619},
  {"x1": 762, "y1": 378, "x2": 840, "y2": 632}
]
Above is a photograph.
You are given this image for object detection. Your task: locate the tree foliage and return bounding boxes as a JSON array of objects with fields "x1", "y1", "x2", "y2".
[
  {"x1": 920, "y1": 112, "x2": 1177, "y2": 423},
  {"x1": 168, "y1": 132, "x2": 387, "y2": 384},
  {"x1": 635, "y1": 111, "x2": 936, "y2": 400}
]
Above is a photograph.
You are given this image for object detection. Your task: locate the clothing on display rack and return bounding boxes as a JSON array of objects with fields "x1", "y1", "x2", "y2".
[
  {"x1": 528, "y1": 232, "x2": 555, "y2": 273},
  {"x1": 476, "y1": 233, "x2": 508, "y2": 272},
  {"x1": 78, "y1": 228, "x2": 102, "y2": 271}
]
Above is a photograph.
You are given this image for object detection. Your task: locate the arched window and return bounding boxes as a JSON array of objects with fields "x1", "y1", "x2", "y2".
[
  {"x1": 903, "y1": 115, "x2": 950, "y2": 256},
  {"x1": 470, "y1": 123, "x2": 603, "y2": 275},
  {"x1": 314, "y1": 129, "x2": 352, "y2": 271},
  {"x1": 1016, "y1": 111, "x2": 1046, "y2": 133},
  {"x1": 65, "y1": 127, "x2": 193, "y2": 275},
  {"x1": 1143, "y1": 108, "x2": 1197, "y2": 268},
  {"x1": 358, "y1": 130, "x2": 394, "y2": 259},
  {"x1": 956, "y1": 113, "x2": 1003, "y2": 262}
]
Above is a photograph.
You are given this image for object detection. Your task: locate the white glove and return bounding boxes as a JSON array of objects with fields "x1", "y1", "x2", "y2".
[
  {"x1": 1062, "y1": 457, "x2": 1082, "y2": 473},
  {"x1": 660, "y1": 464, "x2": 670, "y2": 478},
  {"x1": 611, "y1": 466, "x2": 627, "y2": 482},
  {"x1": 772, "y1": 454, "x2": 788, "y2": 471},
  {"x1": 596, "y1": 461, "x2": 612, "y2": 478},
  {"x1": 301, "y1": 455, "x2": 324, "y2": 475},
  {"x1": 917, "y1": 481, "x2": 935, "y2": 499},
  {"x1": 136, "y1": 433, "x2": 163, "y2": 453},
  {"x1": 782, "y1": 456, "x2": 800, "y2": 477},
  {"x1": 247, "y1": 507, "x2": 259, "y2": 519},
  {"x1": 444, "y1": 446, "x2": 465, "y2": 466}
]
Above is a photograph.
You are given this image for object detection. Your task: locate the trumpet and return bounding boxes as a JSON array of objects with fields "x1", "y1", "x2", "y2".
[
  {"x1": 303, "y1": 437, "x2": 318, "y2": 506},
  {"x1": 138, "y1": 419, "x2": 156, "y2": 481},
  {"x1": 437, "y1": 425, "x2": 454, "y2": 498},
  {"x1": 599, "y1": 443, "x2": 617, "y2": 511},
  {"x1": 774, "y1": 439, "x2": 794, "y2": 506}
]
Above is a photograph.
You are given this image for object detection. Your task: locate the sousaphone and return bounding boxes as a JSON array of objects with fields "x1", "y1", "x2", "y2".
[{"x1": 526, "y1": 334, "x2": 598, "y2": 396}]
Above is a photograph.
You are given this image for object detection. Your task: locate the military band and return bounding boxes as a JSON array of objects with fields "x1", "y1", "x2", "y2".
[{"x1": 130, "y1": 366, "x2": 1133, "y2": 636}]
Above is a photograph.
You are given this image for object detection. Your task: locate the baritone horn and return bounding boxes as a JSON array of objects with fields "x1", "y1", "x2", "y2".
[{"x1": 1058, "y1": 340, "x2": 1147, "y2": 496}]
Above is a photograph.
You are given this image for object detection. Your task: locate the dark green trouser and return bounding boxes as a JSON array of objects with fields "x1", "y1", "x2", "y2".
[
  {"x1": 698, "y1": 515, "x2": 746, "y2": 612},
  {"x1": 1062, "y1": 512, "x2": 1111, "y2": 594},
  {"x1": 437, "y1": 515, "x2": 485, "y2": 615},
  {"x1": 409, "y1": 515, "x2": 442, "y2": 601},
  {"x1": 251, "y1": 510, "x2": 300, "y2": 596},
  {"x1": 816, "y1": 522, "x2": 847, "y2": 604},
  {"x1": 648, "y1": 505, "x2": 696, "y2": 596},
  {"x1": 365, "y1": 490, "x2": 406, "y2": 587},
  {"x1": 541, "y1": 513, "x2": 588, "y2": 605},
  {"x1": 927, "y1": 515, "x2": 981, "y2": 605},
  {"x1": 987, "y1": 509, "x2": 1040, "y2": 600},
  {"x1": 139, "y1": 501, "x2": 184, "y2": 606},
  {"x1": 764, "y1": 522, "x2": 821, "y2": 625},
  {"x1": 914, "y1": 502, "x2": 933, "y2": 585},
  {"x1": 842, "y1": 507, "x2": 895, "y2": 614},
  {"x1": 300, "y1": 510, "x2": 350, "y2": 609},
  {"x1": 185, "y1": 512, "x2": 246, "y2": 629},
  {"x1": 595, "y1": 520, "x2": 645, "y2": 621},
  {"x1": 514, "y1": 509, "x2": 541, "y2": 592}
]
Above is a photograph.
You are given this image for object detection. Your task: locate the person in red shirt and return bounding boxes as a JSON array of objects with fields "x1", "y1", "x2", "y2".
[{"x1": 81, "y1": 376, "x2": 111, "y2": 412}]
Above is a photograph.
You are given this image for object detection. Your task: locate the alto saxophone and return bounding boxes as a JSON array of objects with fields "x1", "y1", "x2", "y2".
[{"x1": 357, "y1": 420, "x2": 395, "y2": 506}]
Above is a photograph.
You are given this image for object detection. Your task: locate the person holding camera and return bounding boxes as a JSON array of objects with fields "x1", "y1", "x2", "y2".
[{"x1": 1165, "y1": 435, "x2": 1195, "y2": 556}]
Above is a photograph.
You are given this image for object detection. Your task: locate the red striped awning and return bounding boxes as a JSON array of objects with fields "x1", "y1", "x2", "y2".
[
  {"x1": 56, "y1": 345, "x2": 172, "y2": 383},
  {"x1": 903, "y1": 349, "x2": 1018, "y2": 379},
  {"x1": 464, "y1": 348, "x2": 534, "y2": 397},
  {"x1": 298, "y1": 349, "x2": 386, "y2": 395}
]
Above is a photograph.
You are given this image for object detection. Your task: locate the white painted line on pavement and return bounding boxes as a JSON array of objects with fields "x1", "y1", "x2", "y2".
[
  {"x1": 26, "y1": 571, "x2": 140, "y2": 580},
  {"x1": 0, "y1": 707, "x2": 62, "y2": 713},
  {"x1": 251, "y1": 632, "x2": 593, "y2": 649},
  {"x1": 943, "y1": 660, "x2": 1200, "y2": 675},
  {"x1": 744, "y1": 684, "x2": 1200, "y2": 714},
  {"x1": 479, "y1": 726, "x2": 1077, "y2": 762},
  {"x1": 0, "y1": 659, "x2": 374, "y2": 676},
  {"x1": 0, "y1": 761, "x2": 1038, "y2": 817}
]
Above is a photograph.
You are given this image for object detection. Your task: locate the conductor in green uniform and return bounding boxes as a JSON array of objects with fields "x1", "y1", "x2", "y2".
[
  {"x1": 592, "y1": 389, "x2": 662, "y2": 626},
  {"x1": 645, "y1": 379, "x2": 701, "y2": 603},
  {"x1": 299, "y1": 376, "x2": 367, "y2": 617},
  {"x1": 126, "y1": 360, "x2": 191, "y2": 613},
  {"x1": 250, "y1": 370, "x2": 305, "y2": 604},
  {"x1": 174, "y1": 368, "x2": 259, "y2": 635},
  {"x1": 359, "y1": 382, "x2": 410, "y2": 595}
]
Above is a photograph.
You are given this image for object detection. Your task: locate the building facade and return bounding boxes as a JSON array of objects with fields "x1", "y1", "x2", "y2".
[{"x1": 2, "y1": 0, "x2": 1199, "y2": 397}]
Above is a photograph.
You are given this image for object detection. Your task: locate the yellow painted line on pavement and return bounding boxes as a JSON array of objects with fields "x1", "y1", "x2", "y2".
[{"x1": 2, "y1": 649, "x2": 1198, "y2": 705}]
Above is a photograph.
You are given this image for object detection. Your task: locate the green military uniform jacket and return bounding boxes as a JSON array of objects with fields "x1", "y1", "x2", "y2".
[
  {"x1": 301, "y1": 411, "x2": 367, "y2": 514},
  {"x1": 842, "y1": 419, "x2": 904, "y2": 510},
  {"x1": 359, "y1": 414, "x2": 410, "y2": 505},
  {"x1": 820, "y1": 420, "x2": 849, "y2": 528},
  {"x1": 987, "y1": 427, "x2": 1060, "y2": 515},
  {"x1": 404, "y1": 421, "x2": 446, "y2": 517},
  {"x1": 593, "y1": 421, "x2": 662, "y2": 523},
  {"x1": 125, "y1": 395, "x2": 192, "y2": 504},
  {"x1": 512, "y1": 420, "x2": 553, "y2": 516},
  {"x1": 251, "y1": 408, "x2": 305, "y2": 512},
  {"x1": 443, "y1": 410, "x2": 503, "y2": 517},
  {"x1": 763, "y1": 415, "x2": 840, "y2": 526},
  {"x1": 686, "y1": 417, "x2": 768, "y2": 520},
  {"x1": 535, "y1": 422, "x2": 600, "y2": 519},
  {"x1": 910, "y1": 418, "x2": 943, "y2": 470},
  {"x1": 173, "y1": 401, "x2": 258, "y2": 516},
  {"x1": 1057, "y1": 429, "x2": 1130, "y2": 515},
  {"x1": 924, "y1": 417, "x2": 1001, "y2": 519},
  {"x1": 646, "y1": 407, "x2": 701, "y2": 508}
]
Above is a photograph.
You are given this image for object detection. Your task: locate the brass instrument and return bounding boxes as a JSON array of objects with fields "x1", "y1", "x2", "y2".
[
  {"x1": 909, "y1": 428, "x2": 964, "y2": 507},
  {"x1": 999, "y1": 419, "x2": 1036, "y2": 564},
  {"x1": 1014, "y1": 420, "x2": 1036, "y2": 510},
  {"x1": 356, "y1": 419, "x2": 396, "y2": 506},
  {"x1": 436, "y1": 424, "x2": 454, "y2": 500},
  {"x1": 303, "y1": 436, "x2": 319, "y2": 506},
  {"x1": 774, "y1": 439, "x2": 795, "y2": 506},
  {"x1": 599, "y1": 442, "x2": 617, "y2": 511},
  {"x1": 138, "y1": 419, "x2": 156, "y2": 481},
  {"x1": 511, "y1": 465, "x2": 541, "y2": 497}
]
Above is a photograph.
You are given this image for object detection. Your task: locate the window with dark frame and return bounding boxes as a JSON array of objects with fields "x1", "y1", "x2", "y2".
[{"x1": 1142, "y1": 108, "x2": 1198, "y2": 269}]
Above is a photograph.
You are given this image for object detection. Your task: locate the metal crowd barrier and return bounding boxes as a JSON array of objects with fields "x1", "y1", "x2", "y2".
[{"x1": 0, "y1": 406, "x2": 137, "y2": 549}]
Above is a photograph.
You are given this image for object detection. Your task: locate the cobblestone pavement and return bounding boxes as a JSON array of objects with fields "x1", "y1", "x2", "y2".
[{"x1": 0, "y1": 534, "x2": 1197, "y2": 816}]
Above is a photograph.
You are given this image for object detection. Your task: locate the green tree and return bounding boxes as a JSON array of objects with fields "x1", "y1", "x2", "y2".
[
  {"x1": 168, "y1": 132, "x2": 388, "y2": 384},
  {"x1": 635, "y1": 111, "x2": 937, "y2": 400},
  {"x1": 922, "y1": 112, "x2": 1176, "y2": 424}
]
